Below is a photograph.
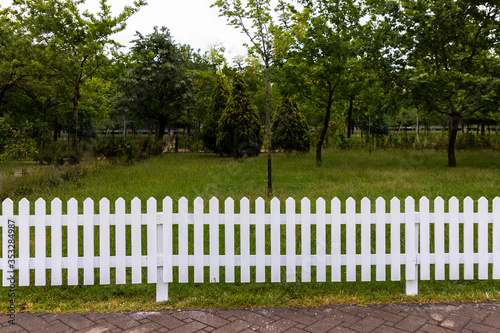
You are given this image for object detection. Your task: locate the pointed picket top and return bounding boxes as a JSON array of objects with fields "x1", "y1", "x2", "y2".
[
  {"x1": 464, "y1": 196, "x2": 474, "y2": 208},
  {"x1": 147, "y1": 197, "x2": 157, "y2": 211},
  {"x1": 316, "y1": 197, "x2": 326, "y2": 210},
  {"x1": 225, "y1": 197, "x2": 234, "y2": 208},
  {"x1": 240, "y1": 197, "x2": 249, "y2": 207},
  {"x1": 301, "y1": 197, "x2": 310, "y2": 206},
  {"x1": 99, "y1": 197, "x2": 110, "y2": 210},
  {"x1": 346, "y1": 197, "x2": 356, "y2": 214},
  {"x1": 286, "y1": 197, "x2": 295, "y2": 211},
  {"x1": 271, "y1": 197, "x2": 280, "y2": 207},
  {"x1": 209, "y1": 197, "x2": 219, "y2": 212},
  {"x1": 331, "y1": 197, "x2": 341, "y2": 211},
  {"x1": 346, "y1": 197, "x2": 356, "y2": 206},
  {"x1": 163, "y1": 196, "x2": 173, "y2": 213},
  {"x1": 449, "y1": 196, "x2": 459, "y2": 207},
  {"x1": 84, "y1": 198, "x2": 94, "y2": 213},
  {"x1": 256, "y1": 197, "x2": 265, "y2": 207},
  {"x1": 301, "y1": 198, "x2": 311, "y2": 214},
  {"x1": 390, "y1": 197, "x2": 400, "y2": 208},
  {"x1": 68, "y1": 197, "x2": 78, "y2": 205},
  {"x1": 405, "y1": 196, "x2": 415, "y2": 207},
  {"x1": 51, "y1": 197, "x2": 62, "y2": 206},
  {"x1": 19, "y1": 198, "x2": 29, "y2": 207},
  {"x1": 194, "y1": 197, "x2": 204, "y2": 211},
  {"x1": 419, "y1": 196, "x2": 429, "y2": 207},
  {"x1": 434, "y1": 196, "x2": 444, "y2": 209},
  {"x1": 376, "y1": 197, "x2": 385, "y2": 210},
  {"x1": 361, "y1": 197, "x2": 370, "y2": 212},
  {"x1": 35, "y1": 198, "x2": 46, "y2": 210},
  {"x1": 240, "y1": 197, "x2": 249, "y2": 214},
  {"x1": 2, "y1": 198, "x2": 13, "y2": 208},
  {"x1": 115, "y1": 197, "x2": 125, "y2": 206},
  {"x1": 493, "y1": 197, "x2": 500, "y2": 211},
  {"x1": 131, "y1": 197, "x2": 141, "y2": 208},
  {"x1": 179, "y1": 196, "x2": 188, "y2": 206},
  {"x1": 478, "y1": 197, "x2": 488, "y2": 210}
]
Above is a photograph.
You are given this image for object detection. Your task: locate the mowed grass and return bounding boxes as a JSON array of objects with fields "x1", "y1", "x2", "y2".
[{"x1": 1, "y1": 149, "x2": 500, "y2": 313}]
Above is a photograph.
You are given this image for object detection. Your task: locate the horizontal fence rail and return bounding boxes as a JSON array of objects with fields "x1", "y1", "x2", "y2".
[{"x1": 1, "y1": 196, "x2": 499, "y2": 302}]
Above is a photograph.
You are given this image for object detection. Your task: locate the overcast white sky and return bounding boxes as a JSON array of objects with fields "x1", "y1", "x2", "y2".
[{"x1": 0, "y1": 0, "x2": 250, "y2": 59}]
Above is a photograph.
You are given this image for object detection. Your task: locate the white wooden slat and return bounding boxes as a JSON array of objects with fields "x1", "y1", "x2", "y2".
[
  {"x1": 131, "y1": 198, "x2": 142, "y2": 284},
  {"x1": 361, "y1": 198, "x2": 371, "y2": 282},
  {"x1": 434, "y1": 197, "x2": 445, "y2": 280},
  {"x1": 449, "y1": 197, "x2": 460, "y2": 280},
  {"x1": 83, "y1": 199, "x2": 94, "y2": 285},
  {"x1": 390, "y1": 198, "x2": 401, "y2": 281},
  {"x1": 240, "y1": 198, "x2": 250, "y2": 283},
  {"x1": 225, "y1": 198, "x2": 235, "y2": 283},
  {"x1": 115, "y1": 198, "x2": 126, "y2": 285},
  {"x1": 2, "y1": 199, "x2": 14, "y2": 287},
  {"x1": 35, "y1": 199, "x2": 46, "y2": 286},
  {"x1": 163, "y1": 197, "x2": 173, "y2": 283},
  {"x1": 316, "y1": 198, "x2": 326, "y2": 282},
  {"x1": 493, "y1": 197, "x2": 500, "y2": 279},
  {"x1": 68, "y1": 198, "x2": 79, "y2": 285},
  {"x1": 99, "y1": 198, "x2": 110, "y2": 285},
  {"x1": 346, "y1": 198, "x2": 356, "y2": 282},
  {"x1": 419, "y1": 197, "x2": 430, "y2": 281},
  {"x1": 194, "y1": 197, "x2": 204, "y2": 283},
  {"x1": 478, "y1": 197, "x2": 489, "y2": 280},
  {"x1": 286, "y1": 198, "x2": 296, "y2": 282},
  {"x1": 331, "y1": 198, "x2": 341, "y2": 282},
  {"x1": 209, "y1": 197, "x2": 220, "y2": 283},
  {"x1": 271, "y1": 198, "x2": 281, "y2": 283},
  {"x1": 405, "y1": 197, "x2": 417, "y2": 295},
  {"x1": 463, "y1": 197, "x2": 474, "y2": 279},
  {"x1": 147, "y1": 198, "x2": 157, "y2": 283},
  {"x1": 376, "y1": 198, "x2": 386, "y2": 281},
  {"x1": 256, "y1": 198, "x2": 265, "y2": 283},
  {"x1": 178, "y1": 197, "x2": 189, "y2": 283},
  {"x1": 18, "y1": 199, "x2": 30, "y2": 286},
  {"x1": 47, "y1": 200, "x2": 60, "y2": 281},
  {"x1": 301, "y1": 198, "x2": 311, "y2": 282}
]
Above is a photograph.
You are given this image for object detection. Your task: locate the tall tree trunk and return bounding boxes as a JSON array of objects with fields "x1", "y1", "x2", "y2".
[
  {"x1": 157, "y1": 117, "x2": 167, "y2": 141},
  {"x1": 265, "y1": 60, "x2": 272, "y2": 197},
  {"x1": 53, "y1": 119, "x2": 58, "y2": 142},
  {"x1": 347, "y1": 96, "x2": 353, "y2": 139},
  {"x1": 316, "y1": 98, "x2": 332, "y2": 168},
  {"x1": 72, "y1": 86, "x2": 80, "y2": 155},
  {"x1": 448, "y1": 113, "x2": 461, "y2": 167}
]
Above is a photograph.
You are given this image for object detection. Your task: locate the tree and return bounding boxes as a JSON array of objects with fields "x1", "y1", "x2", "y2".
[
  {"x1": 10, "y1": 0, "x2": 145, "y2": 153},
  {"x1": 213, "y1": 0, "x2": 279, "y2": 196},
  {"x1": 369, "y1": 0, "x2": 500, "y2": 167},
  {"x1": 272, "y1": 94, "x2": 311, "y2": 153},
  {"x1": 217, "y1": 73, "x2": 263, "y2": 157},
  {"x1": 115, "y1": 27, "x2": 196, "y2": 140},
  {"x1": 201, "y1": 73, "x2": 230, "y2": 153},
  {"x1": 279, "y1": 0, "x2": 365, "y2": 167}
]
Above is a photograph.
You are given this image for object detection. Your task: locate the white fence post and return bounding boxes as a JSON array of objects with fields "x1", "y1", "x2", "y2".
[{"x1": 405, "y1": 197, "x2": 418, "y2": 295}]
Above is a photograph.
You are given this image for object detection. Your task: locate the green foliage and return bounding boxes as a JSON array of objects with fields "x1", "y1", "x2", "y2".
[
  {"x1": 93, "y1": 138, "x2": 138, "y2": 163},
  {"x1": 217, "y1": 74, "x2": 263, "y2": 157},
  {"x1": 0, "y1": 118, "x2": 37, "y2": 161},
  {"x1": 201, "y1": 73, "x2": 230, "y2": 153},
  {"x1": 271, "y1": 95, "x2": 311, "y2": 153},
  {"x1": 333, "y1": 131, "x2": 355, "y2": 150},
  {"x1": 139, "y1": 136, "x2": 165, "y2": 158}
]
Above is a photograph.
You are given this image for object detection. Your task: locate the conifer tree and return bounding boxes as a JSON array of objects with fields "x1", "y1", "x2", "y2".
[
  {"x1": 217, "y1": 74, "x2": 263, "y2": 158},
  {"x1": 272, "y1": 95, "x2": 311, "y2": 153},
  {"x1": 201, "y1": 73, "x2": 230, "y2": 153}
]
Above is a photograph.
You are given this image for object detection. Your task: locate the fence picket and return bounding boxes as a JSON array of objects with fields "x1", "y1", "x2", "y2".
[
  {"x1": 449, "y1": 197, "x2": 460, "y2": 280},
  {"x1": 18, "y1": 199, "x2": 30, "y2": 286},
  {"x1": 210, "y1": 197, "x2": 219, "y2": 283},
  {"x1": 35, "y1": 199, "x2": 46, "y2": 286},
  {"x1": 331, "y1": 198, "x2": 341, "y2": 282},
  {"x1": 2, "y1": 199, "x2": 14, "y2": 287},
  {"x1": 361, "y1": 198, "x2": 371, "y2": 282},
  {"x1": 271, "y1": 198, "x2": 281, "y2": 283},
  {"x1": 316, "y1": 198, "x2": 326, "y2": 282},
  {"x1": 194, "y1": 198, "x2": 203, "y2": 283},
  {"x1": 419, "y1": 197, "x2": 430, "y2": 281},
  {"x1": 493, "y1": 197, "x2": 500, "y2": 279},
  {"x1": 376, "y1": 198, "x2": 386, "y2": 281},
  {"x1": 478, "y1": 197, "x2": 488, "y2": 279},
  {"x1": 346, "y1": 198, "x2": 356, "y2": 282},
  {"x1": 286, "y1": 198, "x2": 296, "y2": 282},
  {"x1": 163, "y1": 197, "x2": 173, "y2": 283},
  {"x1": 405, "y1": 197, "x2": 417, "y2": 295},
  {"x1": 193, "y1": 197, "x2": 203, "y2": 283},
  {"x1": 301, "y1": 198, "x2": 311, "y2": 282},
  {"x1": 131, "y1": 198, "x2": 142, "y2": 284},
  {"x1": 147, "y1": 198, "x2": 157, "y2": 283},
  {"x1": 434, "y1": 197, "x2": 445, "y2": 280},
  {"x1": 390, "y1": 198, "x2": 401, "y2": 281},
  {"x1": 225, "y1": 198, "x2": 235, "y2": 283},
  {"x1": 240, "y1": 198, "x2": 250, "y2": 283},
  {"x1": 256, "y1": 198, "x2": 265, "y2": 283},
  {"x1": 68, "y1": 199, "x2": 79, "y2": 285},
  {"x1": 115, "y1": 198, "x2": 126, "y2": 284},
  {"x1": 84, "y1": 199, "x2": 94, "y2": 285},
  {"x1": 463, "y1": 197, "x2": 474, "y2": 279},
  {"x1": 99, "y1": 198, "x2": 110, "y2": 285},
  {"x1": 179, "y1": 197, "x2": 189, "y2": 283}
]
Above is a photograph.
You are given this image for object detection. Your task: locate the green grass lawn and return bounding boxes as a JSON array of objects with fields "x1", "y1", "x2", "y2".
[{"x1": 1, "y1": 149, "x2": 500, "y2": 312}]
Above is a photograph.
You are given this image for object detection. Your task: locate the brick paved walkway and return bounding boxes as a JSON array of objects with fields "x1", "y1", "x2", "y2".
[{"x1": 1, "y1": 302, "x2": 500, "y2": 332}]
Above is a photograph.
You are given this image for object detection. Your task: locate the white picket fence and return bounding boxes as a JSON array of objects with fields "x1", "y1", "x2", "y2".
[{"x1": 1, "y1": 196, "x2": 500, "y2": 302}]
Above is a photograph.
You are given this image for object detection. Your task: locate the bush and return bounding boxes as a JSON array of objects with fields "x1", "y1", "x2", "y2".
[
  {"x1": 333, "y1": 131, "x2": 355, "y2": 150},
  {"x1": 93, "y1": 138, "x2": 138, "y2": 162},
  {"x1": 272, "y1": 95, "x2": 311, "y2": 153},
  {"x1": 139, "y1": 136, "x2": 165, "y2": 158}
]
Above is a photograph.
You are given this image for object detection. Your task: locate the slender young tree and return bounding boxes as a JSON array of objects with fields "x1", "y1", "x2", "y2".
[{"x1": 213, "y1": 0, "x2": 278, "y2": 196}]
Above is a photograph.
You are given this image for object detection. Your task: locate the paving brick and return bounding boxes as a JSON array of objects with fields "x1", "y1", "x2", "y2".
[
  {"x1": 259, "y1": 319, "x2": 296, "y2": 333},
  {"x1": 305, "y1": 316, "x2": 341, "y2": 333},
  {"x1": 394, "y1": 314, "x2": 426, "y2": 332},
  {"x1": 0, "y1": 324, "x2": 25, "y2": 333},
  {"x1": 374, "y1": 324, "x2": 406, "y2": 333},
  {"x1": 121, "y1": 322, "x2": 161, "y2": 333},
  {"x1": 100, "y1": 313, "x2": 140, "y2": 330},
  {"x1": 212, "y1": 320, "x2": 250, "y2": 333},
  {"x1": 179, "y1": 311, "x2": 229, "y2": 328},
  {"x1": 55, "y1": 313, "x2": 95, "y2": 331},
  {"x1": 483, "y1": 312, "x2": 500, "y2": 328},
  {"x1": 14, "y1": 315, "x2": 50, "y2": 331},
  {"x1": 439, "y1": 314, "x2": 471, "y2": 331},
  {"x1": 464, "y1": 321, "x2": 500, "y2": 333},
  {"x1": 417, "y1": 323, "x2": 450, "y2": 333},
  {"x1": 165, "y1": 321, "x2": 206, "y2": 333},
  {"x1": 348, "y1": 315, "x2": 385, "y2": 333},
  {"x1": 145, "y1": 313, "x2": 184, "y2": 330}
]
